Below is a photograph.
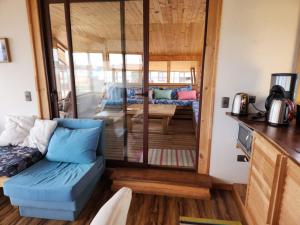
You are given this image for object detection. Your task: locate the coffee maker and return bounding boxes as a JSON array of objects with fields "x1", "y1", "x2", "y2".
[{"x1": 232, "y1": 93, "x2": 249, "y2": 116}]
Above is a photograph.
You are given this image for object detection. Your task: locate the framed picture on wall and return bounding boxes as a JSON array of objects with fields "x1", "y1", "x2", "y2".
[{"x1": 0, "y1": 38, "x2": 11, "y2": 63}]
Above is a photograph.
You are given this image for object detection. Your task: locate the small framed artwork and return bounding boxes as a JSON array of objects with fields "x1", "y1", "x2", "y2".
[{"x1": 0, "y1": 38, "x2": 11, "y2": 63}]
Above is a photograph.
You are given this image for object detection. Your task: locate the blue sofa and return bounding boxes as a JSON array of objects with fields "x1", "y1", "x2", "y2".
[{"x1": 4, "y1": 118, "x2": 105, "y2": 221}]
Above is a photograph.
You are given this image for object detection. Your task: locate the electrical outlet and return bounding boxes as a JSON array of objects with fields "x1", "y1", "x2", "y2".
[
  {"x1": 25, "y1": 91, "x2": 32, "y2": 102},
  {"x1": 237, "y1": 155, "x2": 249, "y2": 162},
  {"x1": 249, "y1": 95, "x2": 256, "y2": 104},
  {"x1": 221, "y1": 97, "x2": 230, "y2": 108}
]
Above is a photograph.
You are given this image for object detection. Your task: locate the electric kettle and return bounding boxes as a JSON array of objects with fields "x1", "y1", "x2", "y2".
[
  {"x1": 268, "y1": 99, "x2": 295, "y2": 126},
  {"x1": 231, "y1": 93, "x2": 249, "y2": 116}
]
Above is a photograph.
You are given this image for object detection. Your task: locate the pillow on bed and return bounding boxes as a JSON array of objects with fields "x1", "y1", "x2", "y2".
[
  {"x1": 20, "y1": 119, "x2": 58, "y2": 154},
  {"x1": 46, "y1": 126, "x2": 100, "y2": 164},
  {"x1": 0, "y1": 115, "x2": 36, "y2": 146}
]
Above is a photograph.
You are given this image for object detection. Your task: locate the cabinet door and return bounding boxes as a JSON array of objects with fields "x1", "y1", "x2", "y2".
[
  {"x1": 277, "y1": 159, "x2": 300, "y2": 225},
  {"x1": 245, "y1": 133, "x2": 283, "y2": 225}
]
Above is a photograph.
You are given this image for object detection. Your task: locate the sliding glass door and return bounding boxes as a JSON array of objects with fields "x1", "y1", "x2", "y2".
[
  {"x1": 44, "y1": 0, "x2": 148, "y2": 164},
  {"x1": 43, "y1": 0, "x2": 204, "y2": 171}
]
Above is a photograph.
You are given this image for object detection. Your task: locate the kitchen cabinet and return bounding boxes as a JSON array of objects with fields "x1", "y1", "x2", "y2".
[
  {"x1": 227, "y1": 113, "x2": 300, "y2": 225},
  {"x1": 245, "y1": 132, "x2": 284, "y2": 225},
  {"x1": 276, "y1": 159, "x2": 300, "y2": 225},
  {"x1": 245, "y1": 132, "x2": 300, "y2": 225}
]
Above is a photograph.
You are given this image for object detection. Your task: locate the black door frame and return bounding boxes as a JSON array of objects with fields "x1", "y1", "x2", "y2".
[{"x1": 38, "y1": 0, "x2": 208, "y2": 172}]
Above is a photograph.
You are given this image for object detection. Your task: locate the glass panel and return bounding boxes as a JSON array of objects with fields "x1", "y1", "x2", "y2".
[
  {"x1": 70, "y1": 1, "x2": 144, "y2": 163},
  {"x1": 49, "y1": 4, "x2": 74, "y2": 118},
  {"x1": 125, "y1": 0, "x2": 144, "y2": 163},
  {"x1": 148, "y1": 0, "x2": 205, "y2": 169}
]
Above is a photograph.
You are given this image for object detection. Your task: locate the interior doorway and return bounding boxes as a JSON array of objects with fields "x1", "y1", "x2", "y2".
[{"x1": 39, "y1": 0, "x2": 207, "y2": 171}]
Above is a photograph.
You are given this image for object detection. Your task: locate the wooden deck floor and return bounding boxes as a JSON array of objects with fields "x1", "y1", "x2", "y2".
[
  {"x1": 106, "y1": 118, "x2": 196, "y2": 164},
  {"x1": 0, "y1": 179, "x2": 242, "y2": 225}
]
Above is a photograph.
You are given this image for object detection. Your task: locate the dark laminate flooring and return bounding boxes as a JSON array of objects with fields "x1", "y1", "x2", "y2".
[{"x1": 0, "y1": 179, "x2": 242, "y2": 225}]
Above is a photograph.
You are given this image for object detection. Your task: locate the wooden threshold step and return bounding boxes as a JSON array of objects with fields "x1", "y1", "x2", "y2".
[
  {"x1": 112, "y1": 180, "x2": 210, "y2": 200},
  {"x1": 110, "y1": 168, "x2": 212, "y2": 188},
  {"x1": 109, "y1": 168, "x2": 212, "y2": 199}
]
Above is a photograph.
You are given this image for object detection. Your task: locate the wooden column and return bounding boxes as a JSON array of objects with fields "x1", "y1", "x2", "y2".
[
  {"x1": 198, "y1": 0, "x2": 223, "y2": 174},
  {"x1": 26, "y1": 0, "x2": 51, "y2": 119},
  {"x1": 167, "y1": 61, "x2": 171, "y2": 83}
]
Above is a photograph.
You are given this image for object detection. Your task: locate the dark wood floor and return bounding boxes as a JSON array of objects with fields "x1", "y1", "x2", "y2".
[{"x1": 0, "y1": 179, "x2": 242, "y2": 225}]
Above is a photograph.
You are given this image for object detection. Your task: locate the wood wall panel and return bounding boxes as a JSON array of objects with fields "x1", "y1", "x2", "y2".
[
  {"x1": 26, "y1": 0, "x2": 50, "y2": 119},
  {"x1": 198, "y1": 0, "x2": 223, "y2": 174}
]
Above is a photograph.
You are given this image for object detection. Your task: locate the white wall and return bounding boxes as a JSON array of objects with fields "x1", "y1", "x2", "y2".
[
  {"x1": 0, "y1": 0, "x2": 38, "y2": 131},
  {"x1": 210, "y1": 0, "x2": 300, "y2": 183}
]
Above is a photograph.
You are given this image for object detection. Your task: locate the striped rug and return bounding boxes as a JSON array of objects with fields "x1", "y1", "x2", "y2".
[{"x1": 139, "y1": 149, "x2": 196, "y2": 168}]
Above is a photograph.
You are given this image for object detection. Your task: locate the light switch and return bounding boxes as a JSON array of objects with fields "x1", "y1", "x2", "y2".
[{"x1": 25, "y1": 91, "x2": 32, "y2": 102}]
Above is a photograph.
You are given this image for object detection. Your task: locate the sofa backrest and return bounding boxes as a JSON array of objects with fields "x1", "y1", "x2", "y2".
[{"x1": 54, "y1": 118, "x2": 105, "y2": 156}]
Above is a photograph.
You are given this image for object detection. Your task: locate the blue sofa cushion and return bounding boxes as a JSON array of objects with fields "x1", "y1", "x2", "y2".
[
  {"x1": 46, "y1": 127, "x2": 100, "y2": 163},
  {"x1": 4, "y1": 156, "x2": 104, "y2": 202},
  {"x1": 54, "y1": 118, "x2": 104, "y2": 156},
  {"x1": 153, "y1": 99, "x2": 195, "y2": 107},
  {"x1": 10, "y1": 176, "x2": 100, "y2": 211}
]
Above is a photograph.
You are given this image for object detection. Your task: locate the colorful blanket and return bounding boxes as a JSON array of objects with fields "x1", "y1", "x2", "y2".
[{"x1": 0, "y1": 146, "x2": 43, "y2": 177}]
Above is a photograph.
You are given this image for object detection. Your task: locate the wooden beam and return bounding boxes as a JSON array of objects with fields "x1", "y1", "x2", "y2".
[
  {"x1": 149, "y1": 54, "x2": 201, "y2": 61},
  {"x1": 26, "y1": 0, "x2": 51, "y2": 119},
  {"x1": 167, "y1": 61, "x2": 171, "y2": 83},
  {"x1": 198, "y1": 0, "x2": 223, "y2": 174}
]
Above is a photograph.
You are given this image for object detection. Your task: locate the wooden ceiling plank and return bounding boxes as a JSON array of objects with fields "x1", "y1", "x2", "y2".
[{"x1": 50, "y1": 0, "x2": 206, "y2": 56}]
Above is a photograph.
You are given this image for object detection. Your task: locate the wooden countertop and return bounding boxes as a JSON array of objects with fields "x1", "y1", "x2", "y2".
[{"x1": 226, "y1": 112, "x2": 300, "y2": 165}]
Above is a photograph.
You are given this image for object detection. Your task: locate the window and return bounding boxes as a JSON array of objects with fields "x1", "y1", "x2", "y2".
[
  {"x1": 89, "y1": 53, "x2": 103, "y2": 68},
  {"x1": 109, "y1": 53, "x2": 143, "y2": 83},
  {"x1": 149, "y1": 61, "x2": 167, "y2": 83},
  {"x1": 109, "y1": 53, "x2": 123, "y2": 68},
  {"x1": 170, "y1": 71, "x2": 192, "y2": 83},
  {"x1": 127, "y1": 71, "x2": 140, "y2": 83},
  {"x1": 148, "y1": 61, "x2": 196, "y2": 84},
  {"x1": 72, "y1": 52, "x2": 105, "y2": 94},
  {"x1": 73, "y1": 52, "x2": 89, "y2": 66},
  {"x1": 169, "y1": 61, "x2": 197, "y2": 84},
  {"x1": 149, "y1": 71, "x2": 168, "y2": 83}
]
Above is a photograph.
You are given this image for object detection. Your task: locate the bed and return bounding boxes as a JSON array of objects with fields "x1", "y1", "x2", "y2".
[{"x1": 0, "y1": 145, "x2": 43, "y2": 187}]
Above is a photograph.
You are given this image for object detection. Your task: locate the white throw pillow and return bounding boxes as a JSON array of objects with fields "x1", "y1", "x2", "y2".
[
  {"x1": 21, "y1": 119, "x2": 58, "y2": 154},
  {"x1": 0, "y1": 115, "x2": 36, "y2": 146},
  {"x1": 90, "y1": 187, "x2": 132, "y2": 225}
]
